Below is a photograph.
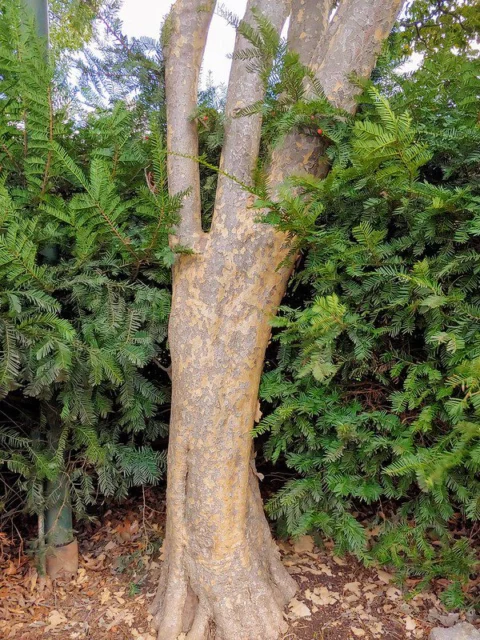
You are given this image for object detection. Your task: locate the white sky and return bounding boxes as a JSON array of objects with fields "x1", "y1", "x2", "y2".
[{"x1": 119, "y1": 0, "x2": 247, "y2": 88}]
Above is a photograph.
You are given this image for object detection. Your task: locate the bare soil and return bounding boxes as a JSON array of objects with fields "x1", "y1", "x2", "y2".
[{"x1": 0, "y1": 490, "x2": 477, "y2": 640}]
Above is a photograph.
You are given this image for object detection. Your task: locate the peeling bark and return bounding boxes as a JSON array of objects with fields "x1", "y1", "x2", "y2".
[{"x1": 153, "y1": 0, "x2": 405, "y2": 637}]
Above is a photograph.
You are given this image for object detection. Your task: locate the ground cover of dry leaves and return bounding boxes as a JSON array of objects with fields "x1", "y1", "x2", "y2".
[{"x1": 0, "y1": 491, "x2": 477, "y2": 640}]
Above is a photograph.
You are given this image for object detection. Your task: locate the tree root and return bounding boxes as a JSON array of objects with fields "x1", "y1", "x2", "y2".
[
  {"x1": 150, "y1": 465, "x2": 296, "y2": 640},
  {"x1": 151, "y1": 545, "x2": 296, "y2": 640},
  {"x1": 150, "y1": 432, "x2": 297, "y2": 639}
]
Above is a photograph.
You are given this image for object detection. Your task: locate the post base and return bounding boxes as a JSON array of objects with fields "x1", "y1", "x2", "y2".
[{"x1": 46, "y1": 539, "x2": 79, "y2": 580}]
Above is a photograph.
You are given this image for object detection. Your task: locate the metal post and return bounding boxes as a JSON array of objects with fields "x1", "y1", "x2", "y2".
[{"x1": 23, "y1": 0, "x2": 49, "y2": 43}]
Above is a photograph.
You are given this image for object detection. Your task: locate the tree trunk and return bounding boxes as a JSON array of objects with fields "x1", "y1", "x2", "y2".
[
  {"x1": 151, "y1": 230, "x2": 296, "y2": 640},
  {"x1": 152, "y1": 0, "x2": 404, "y2": 637}
]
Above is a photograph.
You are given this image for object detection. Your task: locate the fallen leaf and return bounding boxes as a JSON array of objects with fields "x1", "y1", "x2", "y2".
[
  {"x1": 124, "y1": 612, "x2": 135, "y2": 626},
  {"x1": 386, "y1": 586, "x2": 402, "y2": 600},
  {"x1": 351, "y1": 627, "x2": 366, "y2": 637},
  {"x1": 365, "y1": 591, "x2": 379, "y2": 603},
  {"x1": 405, "y1": 616, "x2": 416, "y2": 631},
  {"x1": 377, "y1": 569, "x2": 394, "y2": 584},
  {"x1": 106, "y1": 611, "x2": 126, "y2": 631},
  {"x1": 100, "y1": 588, "x2": 111, "y2": 605},
  {"x1": 289, "y1": 599, "x2": 311, "y2": 618},
  {"x1": 345, "y1": 594, "x2": 359, "y2": 603},
  {"x1": 305, "y1": 586, "x2": 339, "y2": 606},
  {"x1": 344, "y1": 582, "x2": 361, "y2": 597},
  {"x1": 367, "y1": 526, "x2": 382, "y2": 537},
  {"x1": 75, "y1": 568, "x2": 88, "y2": 585},
  {"x1": 276, "y1": 540, "x2": 292, "y2": 554},
  {"x1": 47, "y1": 610, "x2": 67, "y2": 628},
  {"x1": 371, "y1": 621, "x2": 384, "y2": 636},
  {"x1": 292, "y1": 536, "x2": 314, "y2": 554},
  {"x1": 82, "y1": 553, "x2": 106, "y2": 571},
  {"x1": 304, "y1": 563, "x2": 333, "y2": 577}
]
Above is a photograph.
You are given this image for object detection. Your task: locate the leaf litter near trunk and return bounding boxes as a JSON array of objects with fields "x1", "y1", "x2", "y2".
[{"x1": 1, "y1": 493, "x2": 478, "y2": 640}]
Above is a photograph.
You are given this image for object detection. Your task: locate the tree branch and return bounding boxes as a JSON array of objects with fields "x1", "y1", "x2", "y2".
[
  {"x1": 288, "y1": 0, "x2": 335, "y2": 65},
  {"x1": 311, "y1": 0, "x2": 405, "y2": 111},
  {"x1": 210, "y1": 0, "x2": 290, "y2": 237},
  {"x1": 164, "y1": 0, "x2": 215, "y2": 249},
  {"x1": 269, "y1": 0, "x2": 405, "y2": 191},
  {"x1": 267, "y1": 0, "x2": 336, "y2": 192}
]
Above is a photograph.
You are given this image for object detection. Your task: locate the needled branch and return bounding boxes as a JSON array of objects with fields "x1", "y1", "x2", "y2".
[
  {"x1": 211, "y1": 0, "x2": 290, "y2": 236},
  {"x1": 164, "y1": 0, "x2": 215, "y2": 249}
]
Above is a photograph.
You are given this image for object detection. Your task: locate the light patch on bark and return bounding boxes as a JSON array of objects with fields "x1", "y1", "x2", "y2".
[
  {"x1": 311, "y1": 0, "x2": 405, "y2": 111},
  {"x1": 288, "y1": 0, "x2": 335, "y2": 65}
]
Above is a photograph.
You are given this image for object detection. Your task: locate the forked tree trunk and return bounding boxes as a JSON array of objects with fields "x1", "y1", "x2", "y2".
[{"x1": 152, "y1": 0, "x2": 404, "y2": 638}]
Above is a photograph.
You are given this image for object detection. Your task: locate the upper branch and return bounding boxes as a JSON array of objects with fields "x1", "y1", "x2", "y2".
[
  {"x1": 269, "y1": 0, "x2": 405, "y2": 190},
  {"x1": 288, "y1": 0, "x2": 335, "y2": 65},
  {"x1": 165, "y1": 0, "x2": 215, "y2": 249},
  {"x1": 211, "y1": 0, "x2": 290, "y2": 236},
  {"x1": 267, "y1": 0, "x2": 336, "y2": 191},
  {"x1": 311, "y1": 0, "x2": 405, "y2": 111}
]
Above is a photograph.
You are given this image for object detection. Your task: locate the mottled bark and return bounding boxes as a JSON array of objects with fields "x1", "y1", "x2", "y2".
[
  {"x1": 212, "y1": 0, "x2": 290, "y2": 235},
  {"x1": 288, "y1": 0, "x2": 334, "y2": 65},
  {"x1": 311, "y1": 0, "x2": 405, "y2": 111},
  {"x1": 153, "y1": 0, "x2": 404, "y2": 638},
  {"x1": 151, "y1": 235, "x2": 296, "y2": 640},
  {"x1": 165, "y1": 0, "x2": 215, "y2": 249}
]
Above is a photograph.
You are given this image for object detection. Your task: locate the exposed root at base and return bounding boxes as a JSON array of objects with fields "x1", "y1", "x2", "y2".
[
  {"x1": 150, "y1": 549, "x2": 296, "y2": 640},
  {"x1": 151, "y1": 445, "x2": 297, "y2": 639}
]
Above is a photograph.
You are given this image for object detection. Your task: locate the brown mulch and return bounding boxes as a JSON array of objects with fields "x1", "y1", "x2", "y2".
[{"x1": 0, "y1": 492, "x2": 477, "y2": 640}]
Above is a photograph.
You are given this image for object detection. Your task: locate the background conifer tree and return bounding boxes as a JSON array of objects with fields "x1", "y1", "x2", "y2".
[{"x1": 0, "y1": 0, "x2": 174, "y2": 576}]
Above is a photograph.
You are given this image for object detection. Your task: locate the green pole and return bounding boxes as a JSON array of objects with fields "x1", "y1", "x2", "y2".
[
  {"x1": 23, "y1": 0, "x2": 57, "y2": 262},
  {"x1": 42, "y1": 405, "x2": 76, "y2": 578},
  {"x1": 23, "y1": 0, "x2": 49, "y2": 43},
  {"x1": 45, "y1": 475, "x2": 74, "y2": 548},
  {"x1": 22, "y1": 0, "x2": 57, "y2": 574}
]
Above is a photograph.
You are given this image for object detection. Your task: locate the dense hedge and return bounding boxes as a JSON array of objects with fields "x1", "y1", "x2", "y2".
[
  {"x1": 0, "y1": 2, "x2": 172, "y2": 534},
  {"x1": 258, "y1": 50, "x2": 480, "y2": 607}
]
